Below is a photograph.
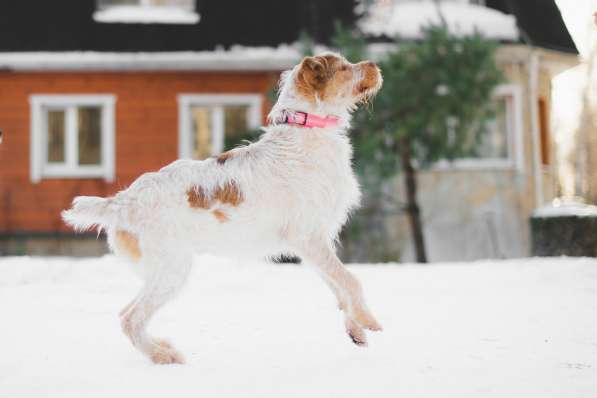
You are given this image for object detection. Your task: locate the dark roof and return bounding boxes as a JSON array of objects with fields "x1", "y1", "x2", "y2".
[
  {"x1": 486, "y1": 0, "x2": 577, "y2": 53},
  {"x1": 0, "y1": 0, "x2": 358, "y2": 52},
  {"x1": 0, "y1": 0, "x2": 576, "y2": 54}
]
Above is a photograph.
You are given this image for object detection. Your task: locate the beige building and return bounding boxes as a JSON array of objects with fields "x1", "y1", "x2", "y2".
[
  {"x1": 381, "y1": 46, "x2": 579, "y2": 262},
  {"x1": 346, "y1": 0, "x2": 580, "y2": 262}
]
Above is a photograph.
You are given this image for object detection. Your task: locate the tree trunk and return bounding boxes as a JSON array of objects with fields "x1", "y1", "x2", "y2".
[{"x1": 399, "y1": 137, "x2": 428, "y2": 263}]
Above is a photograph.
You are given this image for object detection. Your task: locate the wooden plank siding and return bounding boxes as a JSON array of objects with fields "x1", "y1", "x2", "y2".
[{"x1": 0, "y1": 71, "x2": 277, "y2": 233}]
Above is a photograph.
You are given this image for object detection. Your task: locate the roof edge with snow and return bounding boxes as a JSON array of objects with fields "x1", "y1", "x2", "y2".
[{"x1": 0, "y1": 47, "x2": 305, "y2": 72}]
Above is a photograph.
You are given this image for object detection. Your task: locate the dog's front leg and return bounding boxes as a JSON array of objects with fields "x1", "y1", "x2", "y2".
[
  {"x1": 308, "y1": 265, "x2": 349, "y2": 311},
  {"x1": 296, "y1": 239, "x2": 382, "y2": 346}
]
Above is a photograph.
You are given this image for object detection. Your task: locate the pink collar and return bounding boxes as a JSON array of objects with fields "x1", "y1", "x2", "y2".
[{"x1": 280, "y1": 110, "x2": 340, "y2": 128}]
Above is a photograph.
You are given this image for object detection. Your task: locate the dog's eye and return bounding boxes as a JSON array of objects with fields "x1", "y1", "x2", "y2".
[{"x1": 340, "y1": 65, "x2": 349, "y2": 72}]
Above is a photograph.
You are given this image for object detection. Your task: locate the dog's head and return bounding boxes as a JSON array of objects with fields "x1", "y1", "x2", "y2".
[
  {"x1": 294, "y1": 53, "x2": 382, "y2": 108},
  {"x1": 271, "y1": 53, "x2": 382, "y2": 122}
]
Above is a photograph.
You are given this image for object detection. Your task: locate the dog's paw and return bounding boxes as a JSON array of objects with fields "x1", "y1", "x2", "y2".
[
  {"x1": 155, "y1": 339, "x2": 174, "y2": 350},
  {"x1": 345, "y1": 318, "x2": 368, "y2": 347},
  {"x1": 363, "y1": 318, "x2": 383, "y2": 332},
  {"x1": 353, "y1": 308, "x2": 383, "y2": 332},
  {"x1": 150, "y1": 339, "x2": 185, "y2": 365}
]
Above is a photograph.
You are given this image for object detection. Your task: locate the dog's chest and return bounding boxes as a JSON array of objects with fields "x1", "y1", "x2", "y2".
[{"x1": 297, "y1": 133, "x2": 360, "y2": 210}]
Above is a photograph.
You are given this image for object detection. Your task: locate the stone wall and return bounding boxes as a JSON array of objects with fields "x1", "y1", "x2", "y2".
[{"x1": 0, "y1": 234, "x2": 108, "y2": 257}]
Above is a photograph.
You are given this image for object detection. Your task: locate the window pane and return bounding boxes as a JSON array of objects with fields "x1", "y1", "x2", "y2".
[
  {"x1": 476, "y1": 98, "x2": 509, "y2": 159},
  {"x1": 78, "y1": 107, "x2": 102, "y2": 165},
  {"x1": 190, "y1": 106, "x2": 213, "y2": 160},
  {"x1": 47, "y1": 110, "x2": 66, "y2": 163},
  {"x1": 224, "y1": 106, "x2": 249, "y2": 147}
]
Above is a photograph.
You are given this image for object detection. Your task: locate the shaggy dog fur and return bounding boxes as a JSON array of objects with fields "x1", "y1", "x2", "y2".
[{"x1": 63, "y1": 52, "x2": 383, "y2": 364}]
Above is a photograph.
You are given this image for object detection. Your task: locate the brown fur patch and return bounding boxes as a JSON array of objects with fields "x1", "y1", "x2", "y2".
[
  {"x1": 212, "y1": 209, "x2": 229, "y2": 223},
  {"x1": 187, "y1": 181, "x2": 243, "y2": 213},
  {"x1": 212, "y1": 181, "x2": 243, "y2": 206},
  {"x1": 187, "y1": 186, "x2": 211, "y2": 209},
  {"x1": 115, "y1": 229, "x2": 141, "y2": 261},
  {"x1": 296, "y1": 54, "x2": 352, "y2": 103},
  {"x1": 216, "y1": 151, "x2": 234, "y2": 165}
]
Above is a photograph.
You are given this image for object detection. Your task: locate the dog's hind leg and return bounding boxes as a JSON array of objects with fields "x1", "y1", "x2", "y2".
[
  {"x1": 296, "y1": 239, "x2": 382, "y2": 346},
  {"x1": 120, "y1": 250, "x2": 192, "y2": 364}
]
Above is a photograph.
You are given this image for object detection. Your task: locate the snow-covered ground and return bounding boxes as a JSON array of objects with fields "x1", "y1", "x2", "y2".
[
  {"x1": 1, "y1": 255, "x2": 596, "y2": 398},
  {"x1": 533, "y1": 199, "x2": 597, "y2": 218}
]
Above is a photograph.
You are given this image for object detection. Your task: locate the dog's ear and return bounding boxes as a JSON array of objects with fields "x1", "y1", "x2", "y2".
[{"x1": 297, "y1": 56, "x2": 328, "y2": 89}]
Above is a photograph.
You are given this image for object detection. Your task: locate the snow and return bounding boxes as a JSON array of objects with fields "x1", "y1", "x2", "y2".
[
  {"x1": 0, "y1": 46, "x2": 305, "y2": 71},
  {"x1": 533, "y1": 200, "x2": 597, "y2": 218},
  {"x1": 360, "y1": 1, "x2": 519, "y2": 41},
  {"x1": 93, "y1": 5, "x2": 200, "y2": 24},
  {"x1": 1, "y1": 255, "x2": 597, "y2": 397}
]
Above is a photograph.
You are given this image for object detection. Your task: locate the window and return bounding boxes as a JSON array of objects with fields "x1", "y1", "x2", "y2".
[
  {"x1": 30, "y1": 95, "x2": 116, "y2": 182},
  {"x1": 94, "y1": 0, "x2": 199, "y2": 24},
  {"x1": 435, "y1": 84, "x2": 523, "y2": 170},
  {"x1": 538, "y1": 98, "x2": 550, "y2": 166},
  {"x1": 178, "y1": 95, "x2": 262, "y2": 160}
]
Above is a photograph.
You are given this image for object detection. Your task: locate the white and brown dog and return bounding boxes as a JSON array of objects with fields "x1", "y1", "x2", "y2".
[{"x1": 63, "y1": 52, "x2": 383, "y2": 364}]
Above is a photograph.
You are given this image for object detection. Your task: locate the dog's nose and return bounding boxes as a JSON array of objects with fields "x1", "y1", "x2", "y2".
[{"x1": 357, "y1": 60, "x2": 377, "y2": 70}]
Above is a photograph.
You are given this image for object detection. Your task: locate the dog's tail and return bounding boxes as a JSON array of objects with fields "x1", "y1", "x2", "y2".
[{"x1": 62, "y1": 196, "x2": 117, "y2": 233}]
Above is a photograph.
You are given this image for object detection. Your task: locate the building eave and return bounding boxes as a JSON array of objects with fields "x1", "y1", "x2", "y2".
[
  {"x1": 0, "y1": 43, "x2": 579, "y2": 73},
  {"x1": 0, "y1": 49, "x2": 303, "y2": 72}
]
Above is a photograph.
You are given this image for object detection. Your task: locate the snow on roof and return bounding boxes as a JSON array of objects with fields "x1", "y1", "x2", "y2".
[
  {"x1": 360, "y1": 1, "x2": 519, "y2": 41},
  {"x1": 533, "y1": 200, "x2": 597, "y2": 218},
  {"x1": 0, "y1": 45, "x2": 307, "y2": 71},
  {"x1": 93, "y1": 5, "x2": 200, "y2": 25}
]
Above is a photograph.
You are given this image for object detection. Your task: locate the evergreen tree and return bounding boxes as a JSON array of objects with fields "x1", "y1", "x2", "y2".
[{"x1": 336, "y1": 25, "x2": 503, "y2": 262}]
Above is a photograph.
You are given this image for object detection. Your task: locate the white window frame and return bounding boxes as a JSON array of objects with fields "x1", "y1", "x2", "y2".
[
  {"x1": 30, "y1": 94, "x2": 116, "y2": 183},
  {"x1": 434, "y1": 84, "x2": 524, "y2": 172},
  {"x1": 177, "y1": 94, "x2": 262, "y2": 159}
]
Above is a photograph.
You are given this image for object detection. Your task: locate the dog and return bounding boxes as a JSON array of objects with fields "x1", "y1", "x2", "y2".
[{"x1": 62, "y1": 52, "x2": 383, "y2": 364}]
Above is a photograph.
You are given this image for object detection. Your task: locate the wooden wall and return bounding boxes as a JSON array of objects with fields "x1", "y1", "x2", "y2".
[{"x1": 0, "y1": 71, "x2": 276, "y2": 233}]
